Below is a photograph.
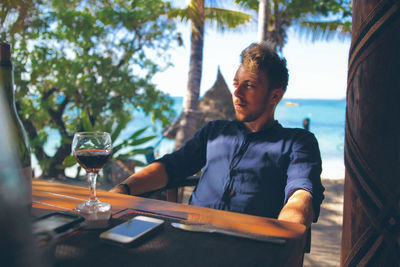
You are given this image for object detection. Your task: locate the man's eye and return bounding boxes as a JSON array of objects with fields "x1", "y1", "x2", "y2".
[{"x1": 247, "y1": 83, "x2": 256, "y2": 88}]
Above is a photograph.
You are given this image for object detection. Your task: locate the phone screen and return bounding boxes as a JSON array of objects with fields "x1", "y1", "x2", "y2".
[
  {"x1": 100, "y1": 216, "x2": 164, "y2": 244},
  {"x1": 110, "y1": 218, "x2": 160, "y2": 237}
]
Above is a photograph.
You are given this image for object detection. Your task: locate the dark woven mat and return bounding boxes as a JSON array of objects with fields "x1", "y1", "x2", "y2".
[{"x1": 34, "y1": 209, "x2": 297, "y2": 267}]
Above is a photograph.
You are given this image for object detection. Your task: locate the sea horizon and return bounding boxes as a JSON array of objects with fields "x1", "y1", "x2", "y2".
[
  {"x1": 122, "y1": 97, "x2": 346, "y2": 179},
  {"x1": 34, "y1": 97, "x2": 346, "y2": 179}
]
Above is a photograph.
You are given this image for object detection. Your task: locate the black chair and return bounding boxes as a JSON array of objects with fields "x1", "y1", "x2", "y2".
[{"x1": 137, "y1": 175, "x2": 200, "y2": 202}]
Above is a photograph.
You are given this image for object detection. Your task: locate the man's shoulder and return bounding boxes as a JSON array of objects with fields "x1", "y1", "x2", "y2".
[
  {"x1": 277, "y1": 122, "x2": 314, "y2": 135},
  {"x1": 275, "y1": 124, "x2": 318, "y2": 143},
  {"x1": 275, "y1": 125, "x2": 321, "y2": 162}
]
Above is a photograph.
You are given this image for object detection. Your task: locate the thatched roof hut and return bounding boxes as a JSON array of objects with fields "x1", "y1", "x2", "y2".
[{"x1": 163, "y1": 68, "x2": 235, "y2": 139}]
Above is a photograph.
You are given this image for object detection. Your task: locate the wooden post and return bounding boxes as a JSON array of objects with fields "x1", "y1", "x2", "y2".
[{"x1": 341, "y1": 1, "x2": 400, "y2": 266}]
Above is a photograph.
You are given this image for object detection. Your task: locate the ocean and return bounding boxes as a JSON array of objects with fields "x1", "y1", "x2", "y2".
[
  {"x1": 276, "y1": 98, "x2": 346, "y2": 179},
  {"x1": 40, "y1": 97, "x2": 346, "y2": 179},
  {"x1": 117, "y1": 97, "x2": 346, "y2": 179}
]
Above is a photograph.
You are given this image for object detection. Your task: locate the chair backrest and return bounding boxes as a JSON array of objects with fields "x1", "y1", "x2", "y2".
[{"x1": 165, "y1": 176, "x2": 200, "y2": 203}]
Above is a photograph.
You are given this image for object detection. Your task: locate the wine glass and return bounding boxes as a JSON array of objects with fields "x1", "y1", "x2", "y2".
[{"x1": 72, "y1": 132, "x2": 112, "y2": 214}]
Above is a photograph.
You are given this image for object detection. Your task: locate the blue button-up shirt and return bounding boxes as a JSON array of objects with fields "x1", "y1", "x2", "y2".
[{"x1": 157, "y1": 120, "x2": 324, "y2": 221}]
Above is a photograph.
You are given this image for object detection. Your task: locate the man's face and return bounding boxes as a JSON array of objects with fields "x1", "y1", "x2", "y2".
[{"x1": 232, "y1": 65, "x2": 280, "y2": 129}]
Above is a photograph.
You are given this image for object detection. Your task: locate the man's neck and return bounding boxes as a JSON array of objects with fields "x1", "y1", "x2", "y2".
[{"x1": 244, "y1": 117, "x2": 275, "y2": 133}]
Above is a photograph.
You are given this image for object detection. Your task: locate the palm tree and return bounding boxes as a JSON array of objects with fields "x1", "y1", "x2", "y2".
[
  {"x1": 257, "y1": 0, "x2": 269, "y2": 42},
  {"x1": 168, "y1": 0, "x2": 251, "y2": 150},
  {"x1": 236, "y1": 0, "x2": 352, "y2": 51}
]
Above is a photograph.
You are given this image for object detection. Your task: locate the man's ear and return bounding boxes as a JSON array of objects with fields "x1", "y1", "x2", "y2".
[{"x1": 270, "y1": 88, "x2": 284, "y2": 104}]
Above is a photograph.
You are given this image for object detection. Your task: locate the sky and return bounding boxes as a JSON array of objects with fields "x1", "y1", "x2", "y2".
[{"x1": 152, "y1": 6, "x2": 351, "y2": 100}]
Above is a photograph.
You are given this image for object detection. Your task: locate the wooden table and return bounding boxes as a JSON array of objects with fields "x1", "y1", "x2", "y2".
[{"x1": 32, "y1": 179, "x2": 307, "y2": 266}]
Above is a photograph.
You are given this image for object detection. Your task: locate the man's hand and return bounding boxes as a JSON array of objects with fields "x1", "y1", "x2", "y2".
[{"x1": 278, "y1": 189, "x2": 315, "y2": 227}]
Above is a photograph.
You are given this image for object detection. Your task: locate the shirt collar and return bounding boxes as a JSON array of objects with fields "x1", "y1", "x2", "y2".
[{"x1": 235, "y1": 120, "x2": 282, "y2": 135}]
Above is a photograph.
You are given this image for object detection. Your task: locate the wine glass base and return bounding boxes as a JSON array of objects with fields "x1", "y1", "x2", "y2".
[{"x1": 75, "y1": 200, "x2": 111, "y2": 214}]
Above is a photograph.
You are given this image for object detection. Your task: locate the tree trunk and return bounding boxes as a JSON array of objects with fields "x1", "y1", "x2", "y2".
[
  {"x1": 341, "y1": 1, "x2": 400, "y2": 266},
  {"x1": 174, "y1": 0, "x2": 205, "y2": 150},
  {"x1": 46, "y1": 139, "x2": 71, "y2": 179},
  {"x1": 257, "y1": 0, "x2": 269, "y2": 42}
]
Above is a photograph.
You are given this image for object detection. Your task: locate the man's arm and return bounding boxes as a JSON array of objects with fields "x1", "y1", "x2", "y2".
[
  {"x1": 109, "y1": 161, "x2": 168, "y2": 195},
  {"x1": 278, "y1": 189, "x2": 315, "y2": 227}
]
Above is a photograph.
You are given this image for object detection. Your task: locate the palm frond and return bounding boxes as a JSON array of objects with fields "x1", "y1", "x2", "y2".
[
  {"x1": 81, "y1": 109, "x2": 94, "y2": 131},
  {"x1": 167, "y1": 7, "x2": 191, "y2": 22},
  {"x1": 204, "y1": 7, "x2": 251, "y2": 32},
  {"x1": 110, "y1": 117, "x2": 128, "y2": 143},
  {"x1": 234, "y1": 0, "x2": 258, "y2": 10},
  {"x1": 295, "y1": 20, "x2": 351, "y2": 43}
]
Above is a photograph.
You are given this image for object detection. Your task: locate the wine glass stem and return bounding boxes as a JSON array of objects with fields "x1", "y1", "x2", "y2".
[{"x1": 88, "y1": 172, "x2": 98, "y2": 204}]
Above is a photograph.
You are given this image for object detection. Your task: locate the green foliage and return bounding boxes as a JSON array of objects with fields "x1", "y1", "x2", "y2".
[
  {"x1": 168, "y1": 2, "x2": 251, "y2": 32},
  {"x1": 112, "y1": 127, "x2": 156, "y2": 164},
  {"x1": 234, "y1": 0, "x2": 352, "y2": 50},
  {"x1": 62, "y1": 114, "x2": 156, "y2": 173},
  {"x1": 0, "y1": 0, "x2": 38, "y2": 40},
  {"x1": 204, "y1": 8, "x2": 252, "y2": 32},
  {"x1": 1, "y1": 0, "x2": 178, "y2": 178}
]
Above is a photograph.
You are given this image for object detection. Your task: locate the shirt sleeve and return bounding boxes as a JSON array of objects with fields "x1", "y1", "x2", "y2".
[
  {"x1": 154, "y1": 122, "x2": 211, "y2": 187},
  {"x1": 284, "y1": 130, "x2": 325, "y2": 222}
]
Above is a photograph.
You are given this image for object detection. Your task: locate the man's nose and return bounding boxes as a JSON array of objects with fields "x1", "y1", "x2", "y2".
[{"x1": 233, "y1": 84, "x2": 245, "y2": 98}]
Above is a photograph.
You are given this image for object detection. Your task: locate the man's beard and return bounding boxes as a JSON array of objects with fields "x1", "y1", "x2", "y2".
[
  {"x1": 234, "y1": 93, "x2": 271, "y2": 123},
  {"x1": 235, "y1": 110, "x2": 262, "y2": 123}
]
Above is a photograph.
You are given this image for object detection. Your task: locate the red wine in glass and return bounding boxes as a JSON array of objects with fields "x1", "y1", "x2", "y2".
[
  {"x1": 72, "y1": 132, "x2": 112, "y2": 214},
  {"x1": 74, "y1": 149, "x2": 112, "y2": 173}
]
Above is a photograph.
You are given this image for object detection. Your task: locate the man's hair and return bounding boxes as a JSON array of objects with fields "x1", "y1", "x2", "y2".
[{"x1": 240, "y1": 42, "x2": 289, "y2": 91}]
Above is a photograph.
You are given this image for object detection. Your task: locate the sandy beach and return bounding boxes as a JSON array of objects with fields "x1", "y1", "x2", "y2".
[{"x1": 303, "y1": 177, "x2": 344, "y2": 267}]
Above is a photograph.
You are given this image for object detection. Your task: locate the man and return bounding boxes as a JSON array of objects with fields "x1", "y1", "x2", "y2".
[{"x1": 111, "y1": 42, "x2": 325, "y2": 227}]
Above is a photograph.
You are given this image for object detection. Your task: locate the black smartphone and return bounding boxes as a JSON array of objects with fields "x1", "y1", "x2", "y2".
[
  {"x1": 100, "y1": 216, "x2": 164, "y2": 245},
  {"x1": 32, "y1": 211, "x2": 85, "y2": 234}
]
